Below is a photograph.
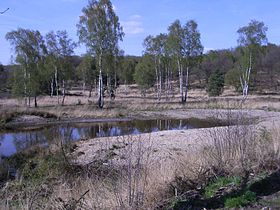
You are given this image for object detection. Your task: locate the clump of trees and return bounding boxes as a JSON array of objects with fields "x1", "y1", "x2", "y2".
[
  {"x1": 6, "y1": 29, "x2": 76, "y2": 107},
  {"x1": 134, "y1": 19, "x2": 270, "y2": 100},
  {"x1": 3, "y1": 2, "x2": 279, "y2": 106},
  {"x1": 5, "y1": 0, "x2": 124, "y2": 108},
  {"x1": 136, "y1": 19, "x2": 203, "y2": 102}
]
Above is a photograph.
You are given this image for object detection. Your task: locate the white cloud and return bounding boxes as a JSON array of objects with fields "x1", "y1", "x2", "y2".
[{"x1": 121, "y1": 15, "x2": 144, "y2": 35}]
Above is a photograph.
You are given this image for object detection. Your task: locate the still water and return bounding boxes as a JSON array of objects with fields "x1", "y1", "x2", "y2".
[{"x1": 0, "y1": 118, "x2": 223, "y2": 157}]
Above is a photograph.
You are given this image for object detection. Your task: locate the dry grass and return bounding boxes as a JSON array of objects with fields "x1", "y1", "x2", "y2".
[
  {"x1": 1, "y1": 85, "x2": 280, "y2": 121},
  {"x1": 1, "y1": 118, "x2": 280, "y2": 209},
  {"x1": 1, "y1": 85, "x2": 280, "y2": 209}
]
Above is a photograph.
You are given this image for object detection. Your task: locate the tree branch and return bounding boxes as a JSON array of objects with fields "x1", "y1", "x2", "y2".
[{"x1": 0, "y1": 8, "x2": 9, "y2": 14}]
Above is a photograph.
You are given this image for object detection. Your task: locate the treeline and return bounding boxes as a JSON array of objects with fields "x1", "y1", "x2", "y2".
[
  {"x1": 1, "y1": 0, "x2": 279, "y2": 108},
  {"x1": 3, "y1": 0, "x2": 125, "y2": 108},
  {"x1": 132, "y1": 19, "x2": 274, "y2": 101}
]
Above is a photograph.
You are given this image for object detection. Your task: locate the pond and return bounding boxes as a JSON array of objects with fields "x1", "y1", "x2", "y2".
[{"x1": 0, "y1": 118, "x2": 224, "y2": 157}]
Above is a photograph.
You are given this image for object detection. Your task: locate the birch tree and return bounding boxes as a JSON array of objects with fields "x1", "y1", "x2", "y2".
[
  {"x1": 77, "y1": 0, "x2": 124, "y2": 108},
  {"x1": 77, "y1": 54, "x2": 97, "y2": 97},
  {"x1": 143, "y1": 34, "x2": 167, "y2": 101},
  {"x1": 167, "y1": 20, "x2": 203, "y2": 103},
  {"x1": 167, "y1": 20, "x2": 185, "y2": 102},
  {"x1": 6, "y1": 28, "x2": 47, "y2": 107},
  {"x1": 182, "y1": 20, "x2": 203, "y2": 102},
  {"x1": 237, "y1": 20, "x2": 268, "y2": 99},
  {"x1": 46, "y1": 31, "x2": 76, "y2": 105}
]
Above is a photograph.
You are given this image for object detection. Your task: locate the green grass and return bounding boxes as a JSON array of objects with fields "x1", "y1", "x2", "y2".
[
  {"x1": 204, "y1": 176, "x2": 241, "y2": 198},
  {"x1": 225, "y1": 191, "x2": 256, "y2": 208}
]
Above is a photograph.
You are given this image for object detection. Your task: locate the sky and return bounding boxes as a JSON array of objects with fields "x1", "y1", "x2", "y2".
[{"x1": 0, "y1": 0, "x2": 280, "y2": 65}]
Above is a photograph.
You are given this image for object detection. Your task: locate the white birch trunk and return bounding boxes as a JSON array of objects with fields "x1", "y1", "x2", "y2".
[
  {"x1": 28, "y1": 72, "x2": 31, "y2": 107},
  {"x1": 240, "y1": 52, "x2": 252, "y2": 100},
  {"x1": 62, "y1": 80, "x2": 66, "y2": 106},
  {"x1": 55, "y1": 66, "x2": 59, "y2": 104},
  {"x1": 98, "y1": 53, "x2": 104, "y2": 108},
  {"x1": 183, "y1": 66, "x2": 189, "y2": 103},
  {"x1": 159, "y1": 57, "x2": 162, "y2": 101},
  {"x1": 155, "y1": 58, "x2": 159, "y2": 100},
  {"x1": 165, "y1": 65, "x2": 169, "y2": 101},
  {"x1": 50, "y1": 78, "x2": 54, "y2": 97},
  {"x1": 24, "y1": 66, "x2": 27, "y2": 106},
  {"x1": 82, "y1": 81, "x2": 86, "y2": 94}
]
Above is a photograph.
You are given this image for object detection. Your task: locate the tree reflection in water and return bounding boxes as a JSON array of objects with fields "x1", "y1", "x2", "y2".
[{"x1": 0, "y1": 118, "x2": 223, "y2": 157}]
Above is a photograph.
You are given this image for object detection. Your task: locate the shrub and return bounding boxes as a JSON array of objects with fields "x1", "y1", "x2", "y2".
[
  {"x1": 225, "y1": 68, "x2": 241, "y2": 92},
  {"x1": 204, "y1": 176, "x2": 241, "y2": 198},
  {"x1": 134, "y1": 55, "x2": 155, "y2": 96},
  {"x1": 225, "y1": 190, "x2": 256, "y2": 208},
  {"x1": 207, "y1": 70, "x2": 224, "y2": 96}
]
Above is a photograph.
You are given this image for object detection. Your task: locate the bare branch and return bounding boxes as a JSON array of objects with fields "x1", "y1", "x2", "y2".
[{"x1": 0, "y1": 8, "x2": 9, "y2": 14}]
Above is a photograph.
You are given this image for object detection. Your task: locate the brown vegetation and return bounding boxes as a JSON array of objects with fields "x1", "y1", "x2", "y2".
[{"x1": 1, "y1": 106, "x2": 280, "y2": 209}]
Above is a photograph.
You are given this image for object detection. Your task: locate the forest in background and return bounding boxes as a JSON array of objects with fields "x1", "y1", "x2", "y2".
[{"x1": 1, "y1": 42, "x2": 280, "y2": 98}]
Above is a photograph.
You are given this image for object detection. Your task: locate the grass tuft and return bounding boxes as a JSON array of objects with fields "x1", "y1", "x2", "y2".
[
  {"x1": 225, "y1": 190, "x2": 256, "y2": 208},
  {"x1": 204, "y1": 176, "x2": 241, "y2": 198}
]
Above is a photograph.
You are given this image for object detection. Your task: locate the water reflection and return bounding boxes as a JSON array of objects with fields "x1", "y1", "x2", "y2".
[{"x1": 0, "y1": 118, "x2": 221, "y2": 157}]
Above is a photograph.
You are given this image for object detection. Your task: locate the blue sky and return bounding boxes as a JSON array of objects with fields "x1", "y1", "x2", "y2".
[{"x1": 0, "y1": 0, "x2": 280, "y2": 65}]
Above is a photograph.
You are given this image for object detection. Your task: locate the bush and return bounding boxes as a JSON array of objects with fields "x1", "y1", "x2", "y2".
[
  {"x1": 225, "y1": 68, "x2": 241, "y2": 92},
  {"x1": 225, "y1": 190, "x2": 256, "y2": 208},
  {"x1": 207, "y1": 70, "x2": 224, "y2": 96},
  {"x1": 204, "y1": 176, "x2": 241, "y2": 198},
  {"x1": 134, "y1": 55, "x2": 155, "y2": 96}
]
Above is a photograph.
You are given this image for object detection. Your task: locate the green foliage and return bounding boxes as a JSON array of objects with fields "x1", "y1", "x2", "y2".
[
  {"x1": 77, "y1": 54, "x2": 97, "y2": 87},
  {"x1": 134, "y1": 55, "x2": 155, "y2": 91},
  {"x1": 204, "y1": 176, "x2": 241, "y2": 198},
  {"x1": 225, "y1": 191, "x2": 256, "y2": 208},
  {"x1": 225, "y1": 68, "x2": 241, "y2": 92},
  {"x1": 6, "y1": 28, "x2": 50, "y2": 103},
  {"x1": 21, "y1": 155, "x2": 59, "y2": 184},
  {"x1": 10, "y1": 67, "x2": 26, "y2": 97},
  {"x1": 45, "y1": 30, "x2": 77, "y2": 86},
  {"x1": 77, "y1": 0, "x2": 124, "y2": 56},
  {"x1": 77, "y1": 0, "x2": 124, "y2": 107},
  {"x1": 207, "y1": 70, "x2": 224, "y2": 96},
  {"x1": 120, "y1": 57, "x2": 138, "y2": 84},
  {"x1": 237, "y1": 20, "x2": 268, "y2": 48}
]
